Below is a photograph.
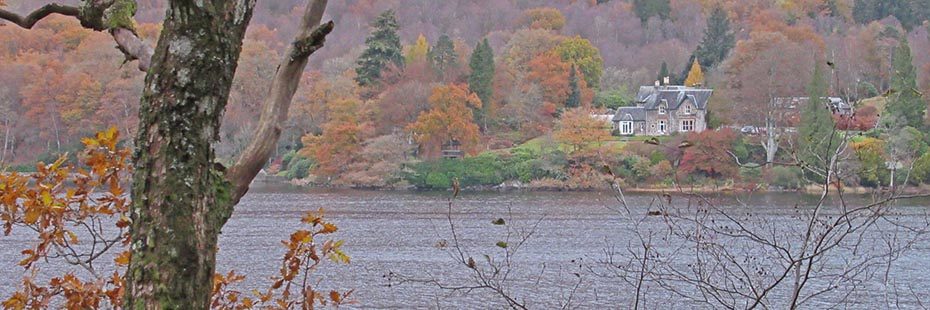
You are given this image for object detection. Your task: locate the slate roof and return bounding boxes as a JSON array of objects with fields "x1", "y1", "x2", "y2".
[
  {"x1": 635, "y1": 86, "x2": 713, "y2": 110},
  {"x1": 615, "y1": 106, "x2": 647, "y2": 122}
]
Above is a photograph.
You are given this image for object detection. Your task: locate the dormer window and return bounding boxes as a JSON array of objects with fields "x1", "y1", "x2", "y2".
[
  {"x1": 658, "y1": 103, "x2": 667, "y2": 115},
  {"x1": 684, "y1": 104, "x2": 692, "y2": 114}
]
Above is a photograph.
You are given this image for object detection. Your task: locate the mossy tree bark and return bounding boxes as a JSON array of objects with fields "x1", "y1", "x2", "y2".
[
  {"x1": 125, "y1": 1, "x2": 256, "y2": 308},
  {"x1": 2, "y1": 1, "x2": 333, "y2": 307}
]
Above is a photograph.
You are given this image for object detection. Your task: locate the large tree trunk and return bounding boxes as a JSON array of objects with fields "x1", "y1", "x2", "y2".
[
  {"x1": 1, "y1": 1, "x2": 332, "y2": 307},
  {"x1": 125, "y1": 1, "x2": 255, "y2": 308}
]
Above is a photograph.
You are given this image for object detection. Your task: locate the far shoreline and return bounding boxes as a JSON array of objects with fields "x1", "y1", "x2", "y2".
[{"x1": 253, "y1": 175, "x2": 930, "y2": 197}]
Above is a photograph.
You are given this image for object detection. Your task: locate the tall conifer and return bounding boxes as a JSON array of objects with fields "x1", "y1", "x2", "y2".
[
  {"x1": 799, "y1": 63, "x2": 836, "y2": 181},
  {"x1": 694, "y1": 6, "x2": 735, "y2": 70},
  {"x1": 355, "y1": 10, "x2": 404, "y2": 87},
  {"x1": 468, "y1": 38, "x2": 495, "y2": 129},
  {"x1": 882, "y1": 38, "x2": 924, "y2": 130},
  {"x1": 429, "y1": 34, "x2": 459, "y2": 82},
  {"x1": 566, "y1": 64, "x2": 582, "y2": 108}
]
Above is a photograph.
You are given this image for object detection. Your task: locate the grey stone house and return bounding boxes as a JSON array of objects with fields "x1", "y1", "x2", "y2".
[{"x1": 612, "y1": 85, "x2": 713, "y2": 136}]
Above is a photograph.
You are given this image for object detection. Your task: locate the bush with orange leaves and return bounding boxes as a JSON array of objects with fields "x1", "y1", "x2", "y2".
[
  {"x1": 210, "y1": 208, "x2": 353, "y2": 309},
  {"x1": 1, "y1": 127, "x2": 129, "y2": 309},
  {"x1": 1, "y1": 128, "x2": 351, "y2": 309}
]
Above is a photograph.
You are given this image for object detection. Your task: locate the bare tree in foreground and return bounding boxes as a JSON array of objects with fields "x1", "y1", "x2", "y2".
[
  {"x1": 595, "y1": 127, "x2": 930, "y2": 309},
  {"x1": 388, "y1": 124, "x2": 929, "y2": 308},
  {"x1": 388, "y1": 198, "x2": 586, "y2": 309},
  {"x1": 1, "y1": 0, "x2": 334, "y2": 307}
]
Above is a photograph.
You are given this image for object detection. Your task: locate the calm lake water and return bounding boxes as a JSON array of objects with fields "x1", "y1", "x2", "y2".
[{"x1": 2, "y1": 184, "x2": 929, "y2": 308}]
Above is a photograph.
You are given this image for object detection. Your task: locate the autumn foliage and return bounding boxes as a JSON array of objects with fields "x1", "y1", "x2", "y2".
[
  {"x1": 527, "y1": 53, "x2": 578, "y2": 109},
  {"x1": 407, "y1": 84, "x2": 483, "y2": 158},
  {"x1": 1, "y1": 128, "x2": 128, "y2": 309},
  {"x1": 679, "y1": 129, "x2": 740, "y2": 180},
  {"x1": 553, "y1": 108, "x2": 612, "y2": 153},
  {"x1": 1, "y1": 129, "x2": 352, "y2": 309},
  {"x1": 684, "y1": 59, "x2": 704, "y2": 87},
  {"x1": 526, "y1": 52, "x2": 594, "y2": 111},
  {"x1": 2, "y1": 0, "x2": 929, "y2": 190},
  {"x1": 518, "y1": 7, "x2": 566, "y2": 31},
  {"x1": 834, "y1": 106, "x2": 879, "y2": 131},
  {"x1": 210, "y1": 209, "x2": 352, "y2": 310},
  {"x1": 299, "y1": 98, "x2": 374, "y2": 177}
]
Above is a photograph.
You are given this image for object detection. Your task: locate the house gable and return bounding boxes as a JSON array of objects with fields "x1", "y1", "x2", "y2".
[{"x1": 617, "y1": 85, "x2": 713, "y2": 136}]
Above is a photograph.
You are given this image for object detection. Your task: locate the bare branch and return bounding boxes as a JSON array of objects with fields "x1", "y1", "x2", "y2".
[
  {"x1": 227, "y1": 0, "x2": 333, "y2": 203},
  {"x1": 0, "y1": 3, "x2": 153, "y2": 72},
  {"x1": 0, "y1": 3, "x2": 80, "y2": 29},
  {"x1": 111, "y1": 27, "x2": 152, "y2": 72}
]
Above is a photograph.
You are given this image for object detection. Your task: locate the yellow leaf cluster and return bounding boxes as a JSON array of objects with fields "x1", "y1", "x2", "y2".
[
  {"x1": 684, "y1": 59, "x2": 705, "y2": 87},
  {"x1": 405, "y1": 34, "x2": 430, "y2": 64}
]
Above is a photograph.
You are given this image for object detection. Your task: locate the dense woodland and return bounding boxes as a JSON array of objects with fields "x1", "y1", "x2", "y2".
[{"x1": 2, "y1": 0, "x2": 930, "y2": 190}]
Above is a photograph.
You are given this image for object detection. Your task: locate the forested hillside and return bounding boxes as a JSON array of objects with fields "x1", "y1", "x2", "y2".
[{"x1": 1, "y1": 0, "x2": 929, "y2": 189}]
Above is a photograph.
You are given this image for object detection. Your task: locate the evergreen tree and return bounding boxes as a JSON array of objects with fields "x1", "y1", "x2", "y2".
[
  {"x1": 853, "y1": 0, "x2": 926, "y2": 30},
  {"x1": 878, "y1": 38, "x2": 928, "y2": 181},
  {"x1": 429, "y1": 34, "x2": 459, "y2": 81},
  {"x1": 355, "y1": 10, "x2": 404, "y2": 87},
  {"x1": 852, "y1": 0, "x2": 875, "y2": 24},
  {"x1": 566, "y1": 64, "x2": 582, "y2": 108},
  {"x1": 694, "y1": 6, "x2": 735, "y2": 70},
  {"x1": 468, "y1": 38, "x2": 495, "y2": 129},
  {"x1": 684, "y1": 58, "x2": 705, "y2": 87},
  {"x1": 657, "y1": 61, "x2": 669, "y2": 84},
  {"x1": 633, "y1": 0, "x2": 671, "y2": 26},
  {"x1": 672, "y1": 54, "x2": 695, "y2": 85},
  {"x1": 799, "y1": 63, "x2": 836, "y2": 180},
  {"x1": 882, "y1": 38, "x2": 925, "y2": 130},
  {"x1": 824, "y1": 0, "x2": 842, "y2": 18}
]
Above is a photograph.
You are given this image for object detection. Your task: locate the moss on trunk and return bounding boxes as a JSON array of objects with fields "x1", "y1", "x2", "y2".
[{"x1": 125, "y1": 1, "x2": 255, "y2": 308}]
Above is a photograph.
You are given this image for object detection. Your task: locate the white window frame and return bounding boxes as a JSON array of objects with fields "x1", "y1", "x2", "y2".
[
  {"x1": 658, "y1": 120, "x2": 667, "y2": 134},
  {"x1": 620, "y1": 121, "x2": 634, "y2": 135},
  {"x1": 684, "y1": 104, "x2": 692, "y2": 114},
  {"x1": 658, "y1": 104, "x2": 667, "y2": 115},
  {"x1": 681, "y1": 120, "x2": 694, "y2": 132}
]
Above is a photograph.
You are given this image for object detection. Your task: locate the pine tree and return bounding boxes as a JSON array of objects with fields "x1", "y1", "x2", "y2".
[
  {"x1": 468, "y1": 38, "x2": 495, "y2": 129},
  {"x1": 355, "y1": 10, "x2": 404, "y2": 87},
  {"x1": 684, "y1": 58, "x2": 704, "y2": 87},
  {"x1": 672, "y1": 54, "x2": 694, "y2": 85},
  {"x1": 853, "y1": 0, "x2": 925, "y2": 30},
  {"x1": 633, "y1": 0, "x2": 671, "y2": 26},
  {"x1": 852, "y1": 0, "x2": 875, "y2": 24},
  {"x1": 566, "y1": 64, "x2": 582, "y2": 108},
  {"x1": 694, "y1": 6, "x2": 735, "y2": 70},
  {"x1": 799, "y1": 63, "x2": 836, "y2": 180},
  {"x1": 657, "y1": 61, "x2": 669, "y2": 84},
  {"x1": 824, "y1": 0, "x2": 842, "y2": 18},
  {"x1": 429, "y1": 34, "x2": 458, "y2": 81},
  {"x1": 405, "y1": 34, "x2": 430, "y2": 64},
  {"x1": 882, "y1": 38, "x2": 925, "y2": 130}
]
